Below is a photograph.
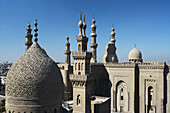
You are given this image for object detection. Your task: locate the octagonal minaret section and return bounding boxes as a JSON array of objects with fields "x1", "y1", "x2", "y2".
[
  {"x1": 90, "y1": 16, "x2": 98, "y2": 63},
  {"x1": 25, "y1": 22, "x2": 33, "y2": 51}
]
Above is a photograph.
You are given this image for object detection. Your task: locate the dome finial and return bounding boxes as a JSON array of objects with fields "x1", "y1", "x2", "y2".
[
  {"x1": 91, "y1": 15, "x2": 96, "y2": 34},
  {"x1": 92, "y1": 14, "x2": 96, "y2": 24},
  {"x1": 83, "y1": 14, "x2": 85, "y2": 22},
  {"x1": 34, "y1": 19, "x2": 38, "y2": 42},
  {"x1": 66, "y1": 36, "x2": 69, "y2": 43},
  {"x1": 82, "y1": 14, "x2": 87, "y2": 36},
  {"x1": 134, "y1": 43, "x2": 136, "y2": 48},
  {"x1": 80, "y1": 12, "x2": 82, "y2": 21},
  {"x1": 111, "y1": 24, "x2": 115, "y2": 39},
  {"x1": 78, "y1": 12, "x2": 83, "y2": 35}
]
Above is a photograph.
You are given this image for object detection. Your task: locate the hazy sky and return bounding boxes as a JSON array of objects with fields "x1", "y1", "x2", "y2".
[{"x1": 0, "y1": 0, "x2": 170, "y2": 63}]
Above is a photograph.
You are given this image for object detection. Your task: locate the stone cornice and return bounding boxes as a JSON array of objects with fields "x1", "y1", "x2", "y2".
[
  {"x1": 69, "y1": 74, "x2": 88, "y2": 81},
  {"x1": 72, "y1": 51, "x2": 92, "y2": 59},
  {"x1": 138, "y1": 65, "x2": 164, "y2": 69},
  {"x1": 104, "y1": 63, "x2": 136, "y2": 68}
]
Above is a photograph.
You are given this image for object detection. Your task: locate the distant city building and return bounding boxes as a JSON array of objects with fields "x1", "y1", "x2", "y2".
[
  {"x1": 5, "y1": 14, "x2": 170, "y2": 113},
  {"x1": 0, "y1": 63, "x2": 11, "y2": 95}
]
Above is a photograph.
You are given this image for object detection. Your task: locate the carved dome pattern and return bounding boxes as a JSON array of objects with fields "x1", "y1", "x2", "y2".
[{"x1": 6, "y1": 42, "x2": 63, "y2": 104}]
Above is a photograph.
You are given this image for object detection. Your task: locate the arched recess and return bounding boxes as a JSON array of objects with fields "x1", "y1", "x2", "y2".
[
  {"x1": 146, "y1": 86, "x2": 155, "y2": 113},
  {"x1": 78, "y1": 44, "x2": 81, "y2": 51},
  {"x1": 78, "y1": 63, "x2": 80, "y2": 71},
  {"x1": 77, "y1": 94, "x2": 81, "y2": 106},
  {"x1": 116, "y1": 81, "x2": 129, "y2": 112},
  {"x1": 81, "y1": 63, "x2": 83, "y2": 71}
]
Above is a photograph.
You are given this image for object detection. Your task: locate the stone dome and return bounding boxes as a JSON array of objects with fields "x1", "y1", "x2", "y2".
[
  {"x1": 6, "y1": 42, "x2": 64, "y2": 113},
  {"x1": 128, "y1": 47, "x2": 143, "y2": 63}
]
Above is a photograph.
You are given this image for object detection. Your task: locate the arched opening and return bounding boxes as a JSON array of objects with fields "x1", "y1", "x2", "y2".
[
  {"x1": 147, "y1": 86, "x2": 155, "y2": 113},
  {"x1": 78, "y1": 44, "x2": 81, "y2": 51},
  {"x1": 78, "y1": 63, "x2": 80, "y2": 71},
  {"x1": 81, "y1": 63, "x2": 83, "y2": 71},
  {"x1": 77, "y1": 94, "x2": 80, "y2": 105},
  {"x1": 9, "y1": 111, "x2": 11, "y2": 113},
  {"x1": 116, "y1": 81, "x2": 128, "y2": 112}
]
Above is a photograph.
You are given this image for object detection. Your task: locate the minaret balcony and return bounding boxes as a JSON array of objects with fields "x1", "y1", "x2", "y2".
[
  {"x1": 69, "y1": 74, "x2": 89, "y2": 81},
  {"x1": 76, "y1": 35, "x2": 88, "y2": 42},
  {"x1": 72, "y1": 51, "x2": 92, "y2": 59},
  {"x1": 90, "y1": 43, "x2": 98, "y2": 48}
]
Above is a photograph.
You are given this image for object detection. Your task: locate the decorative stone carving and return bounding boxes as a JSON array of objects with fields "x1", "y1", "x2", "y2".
[{"x1": 6, "y1": 42, "x2": 64, "y2": 112}]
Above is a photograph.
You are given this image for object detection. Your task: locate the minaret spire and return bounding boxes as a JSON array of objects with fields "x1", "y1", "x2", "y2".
[
  {"x1": 103, "y1": 25, "x2": 118, "y2": 63},
  {"x1": 34, "y1": 19, "x2": 38, "y2": 42},
  {"x1": 82, "y1": 14, "x2": 87, "y2": 36},
  {"x1": 25, "y1": 22, "x2": 33, "y2": 51},
  {"x1": 65, "y1": 36, "x2": 71, "y2": 65},
  {"x1": 111, "y1": 24, "x2": 115, "y2": 40},
  {"x1": 78, "y1": 12, "x2": 83, "y2": 35},
  {"x1": 90, "y1": 15, "x2": 98, "y2": 63}
]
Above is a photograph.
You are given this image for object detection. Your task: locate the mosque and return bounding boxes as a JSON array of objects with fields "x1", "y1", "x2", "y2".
[{"x1": 5, "y1": 13, "x2": 170, "y2": 113}]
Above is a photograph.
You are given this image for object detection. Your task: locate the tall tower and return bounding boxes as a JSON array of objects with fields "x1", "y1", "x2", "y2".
[
  {"x1": 70, "y1": 13, "x2": 92, "y2": 113},
  {"x1": 90, "y1": 16, "x2": 98, "y2": 63},
  {"x1": 63, "y1": 36, "x2": 72, "y2": 100},
  {"x1": 25, "y1": 22, "x2": 33, "y2": 51},
  {"x1": 65, "y1": 36, "x2": 71, "y2": 65}
]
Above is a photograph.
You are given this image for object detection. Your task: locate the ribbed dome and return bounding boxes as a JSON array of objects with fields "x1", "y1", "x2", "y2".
[
  {"x1": 128, "y1": 47, "x2": 143, "y2": 63},
  {"x1": 6, "y1": 42, "x2": 63, "y2": 113}
]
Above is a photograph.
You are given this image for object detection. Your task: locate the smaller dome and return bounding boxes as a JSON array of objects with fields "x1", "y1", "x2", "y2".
[
  {"x1": 78, "y1": 20, "x2": 83, "y2": 28},
  {"x1": 128, "y1": 47, "x2": 143, "y2": 63},
  {"x1": 83, "y1": 21, "x2": 87, "y2": 29}
]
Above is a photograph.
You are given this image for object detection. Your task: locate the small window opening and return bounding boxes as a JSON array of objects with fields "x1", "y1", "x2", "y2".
[{"x1": 121, "y1": 96, "x2": 123, "y2": 100}]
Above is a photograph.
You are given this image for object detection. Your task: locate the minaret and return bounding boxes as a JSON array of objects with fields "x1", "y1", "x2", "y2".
[
  {"x1": 34, "y1": 19, "x2": 38, "y2": 43},
  {"x1": 70, "y1": 13, "x2": 92, "y2": 113},
  {"x1": 90, "y1": 16, "x2": 98, "y2": 63},
  {"x1": 25, "y1": 22, "x2": 33, "y2": 51},
  {"x1": 65, "y1": 36, "x2": 71, "y2": 65},
  {"x1": 63, "y1": 36, "x2": 72, "y2": 101},
  {"x1": 103, "y1": 25, "x2": 118, "y2": 63}
]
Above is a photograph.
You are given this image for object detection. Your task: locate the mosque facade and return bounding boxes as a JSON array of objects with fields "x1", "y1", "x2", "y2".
[{"x1": 5, "y1": 14, "x2": 170, "y2": 113}]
